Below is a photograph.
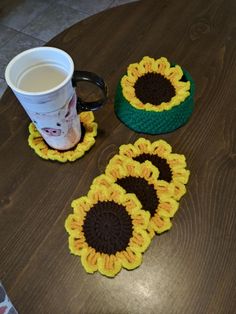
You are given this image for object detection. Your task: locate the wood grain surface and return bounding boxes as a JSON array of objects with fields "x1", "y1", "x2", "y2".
[{"x1": 0, "y1": 0, "x2": 236, "y2": 313}]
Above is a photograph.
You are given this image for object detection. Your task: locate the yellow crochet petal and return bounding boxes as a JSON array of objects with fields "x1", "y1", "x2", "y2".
[
  {"x1": 80, "y1": 111, "x2": 94, "y2": 123},
  {"x1": 92, "y1": 174, "x2": 113, "y2": 189},
  {"x1": 172, "y1": 169, "x2": 190, "y2": 184},
  {"x1": 127, "y1": 63, "x2": 143, "y2": 79},
  {"x1": 122, "y1": 192, "x2": 143, "y2": 215},
  {"x1": 131, "y1": 210, "x2": 150, "y2": 229},
  {"x1": 167, "y1": 153, "x2": 187, "y2": 169},
  {"x1": 105, "y1": 164, "x2": 124, "y2": 181},
  {"x1": 107, "y1": 154, "x2": 127, "y2": 167},
  {"x1": 117, "y1": 248, "x2": 142, "y2": 270},
  {"x1": 129, "y1": 228, "x2": 151, "y2": 253},
  {"x1": 68, "y1": 236, "x2": 87, "y2": 256},
  {"x1": 123, "y1": 87, "x2": 136, "y2": 102},
  {"x1": 158, "y1": 197, "x2": 179, "y2": 218},
  {"x1": 156, "y1": 57, "x2": 171, "y2": 75},
  {"x1": 134, "y1": 137, "x2": 152, "y2": 154},
  {"x1": 72, "y1": 196, "x2": 91, "y2": 215},
  {"x1": 175, "y1": 80, "x2": 190, "y2": 90},
  {"x1": 87, "y1": 185, "x2": 110, "y2": 204},
  {"x1": 140, "y1": 56, "x2": 156, "y2": 73},
  {"x1": 165, "y1": 65, "x2": 183, "y2": 82},
  {"x1": 119, "y1": 143, "x2": 139, "y2": 158},
  {"x1": 81, "y1": 248, "x2": 100, "y2": 273},
  {"x1": 140, "y1": 161, "x2": 160, "y2": 182},
  {"x1": 151, "y1": 139, "x2": 172, "y2": 155},
  {"x1": 97, "y1": 254, "x2": 122, "y2": 277},
  {"x1": 154, "y1": 180, "x2": 175, "y2": 197},
  {"x1": 121, "y1": 75, "x2": 136, "y2": 88},
  {"x1": 65, "y1": 214, "x2": 84, "y2": 236},
  {"x1": 173, "y1": 181, "x2": 187, "y2": 201},
  {"x1": 29, "y1": 123, "x2": 40, "y2": 135},
  {"x1": 106, "y1": 156, "x2": 142, "y2": 181},
  {"x1": 148, "y1": 215, "x2": 172, "y2": 234},
  {"x1": 123, "y1": 161, "x2": 137, "y2": 177}
]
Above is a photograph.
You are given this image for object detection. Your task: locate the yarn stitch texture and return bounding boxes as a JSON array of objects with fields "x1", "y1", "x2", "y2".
[{"x1": 115, "y1": 56, "x2": 195, "y2": 134}]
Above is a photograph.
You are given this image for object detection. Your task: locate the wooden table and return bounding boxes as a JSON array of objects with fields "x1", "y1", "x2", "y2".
[{"x1": 0, "y1": 0, "x2": 235, "y2": 313}]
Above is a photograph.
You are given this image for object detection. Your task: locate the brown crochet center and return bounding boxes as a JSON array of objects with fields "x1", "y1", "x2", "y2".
[
  {"x1": 116, "y1": 177, "x2": 159, "y2": 217},
  {"x1": 134, "y1": 73, "x2": 175, "y2": 105},
  {"x1": 133, "y1": 154, "x2": 172, "y2": 183},
  {"x1": 83, "y1": 201, "x2": 133, "y2": 254}
]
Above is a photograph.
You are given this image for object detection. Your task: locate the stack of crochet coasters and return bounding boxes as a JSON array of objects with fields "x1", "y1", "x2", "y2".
[
  {"x1": 65, "y1": 138, "x2": 190, "y2": 277},
  {"x1": 114, "y1": 56, "x2": 195, "y2": 134}
]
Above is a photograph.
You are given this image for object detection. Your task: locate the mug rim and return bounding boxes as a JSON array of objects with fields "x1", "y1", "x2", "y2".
[{"x1": 5, "y1": 46, "x2": 74, "y2": 96}]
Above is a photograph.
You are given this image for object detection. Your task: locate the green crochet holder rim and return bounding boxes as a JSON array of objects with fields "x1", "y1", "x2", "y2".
[{"x1": 114, "y1": 67, "x2": 195, "y2": 134}]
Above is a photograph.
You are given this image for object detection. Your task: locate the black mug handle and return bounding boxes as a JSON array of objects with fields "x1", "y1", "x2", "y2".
[{"x1": 72, "y1": 70, "x2": 107, "y2": 112}]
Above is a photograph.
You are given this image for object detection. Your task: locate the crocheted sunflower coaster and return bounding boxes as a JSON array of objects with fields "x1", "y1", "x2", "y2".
[
  {"x1": 93, "y1": 157, "x2": 179, "y2": 239},
  {"x1": 28, "y1": 112, "x2": 97, "y2": 162},
  {"x1": 119, "y1": 138, "x2": 190, "y2": 201},
  {"x1": 65, "y1": 137, "x2": 190, "y2": 277},
  {"x1": 114, "y1": 56, "x2": 195, "y2": 134},
  {"x1": 65, "y1": 184, "x2": 151, "y2": 277}
]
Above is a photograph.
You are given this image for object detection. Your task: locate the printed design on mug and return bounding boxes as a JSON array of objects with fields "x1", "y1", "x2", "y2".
[
  {"x1": 27, "y1": 93, "x2": 81, "y2": 150},
  {"x1": 31, "y1": 93, "x2": 77, "y2": 137},
  {"x1": 0, "y1": 284, "x2": 18, "y2": 314}
]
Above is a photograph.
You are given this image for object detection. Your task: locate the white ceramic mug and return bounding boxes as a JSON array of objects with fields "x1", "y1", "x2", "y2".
[{"x1": 5, "y1": 47, "x2": 107, "y2": 150}]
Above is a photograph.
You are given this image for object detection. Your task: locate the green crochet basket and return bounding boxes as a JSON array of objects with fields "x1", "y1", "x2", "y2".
[{"x1": 114, "y1": 67, "x2": 195, "y2": 134}]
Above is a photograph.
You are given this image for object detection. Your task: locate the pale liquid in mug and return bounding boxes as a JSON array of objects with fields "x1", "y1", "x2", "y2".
[{"x1": 18, "y1": 64, "x2": 67, "y2": 92}]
